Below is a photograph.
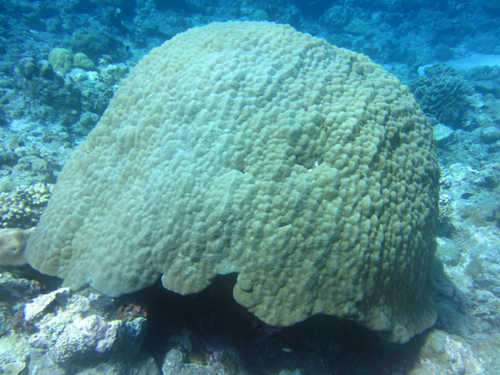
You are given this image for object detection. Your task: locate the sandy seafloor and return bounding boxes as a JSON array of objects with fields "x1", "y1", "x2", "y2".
[{"x1": 1, "y1": 0, "x2": 500, "y2": 374}]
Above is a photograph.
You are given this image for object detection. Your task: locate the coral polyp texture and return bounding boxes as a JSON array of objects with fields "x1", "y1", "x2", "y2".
[{"x1": 26, "y1": 21, "x2": 439, "y2": 343}]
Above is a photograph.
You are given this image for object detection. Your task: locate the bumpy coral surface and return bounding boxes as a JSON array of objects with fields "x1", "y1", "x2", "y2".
[
  {"x1": 411, "y1": 64, "x2": 474, "y2": 129},
  {"x1": 0, "y1": 183, "x2": 53, "y2": 229},
  {"x1": 26, "y1": 21, "x2": 440, "y2": 343}
]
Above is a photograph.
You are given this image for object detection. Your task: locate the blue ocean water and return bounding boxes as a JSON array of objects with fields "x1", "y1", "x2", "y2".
[{"x1": 0, "y1": 0, "x2": 499, "y2": 374}]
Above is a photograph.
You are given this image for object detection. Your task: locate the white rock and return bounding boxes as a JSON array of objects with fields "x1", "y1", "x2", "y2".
[{"x1": 24, "y1": 288, "x2": 70, "y2": 322}]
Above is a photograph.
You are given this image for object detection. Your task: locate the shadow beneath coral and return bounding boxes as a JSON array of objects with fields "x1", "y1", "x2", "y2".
[{"x1": 124, "y1": 274, "x2": 427, "y2": 374}]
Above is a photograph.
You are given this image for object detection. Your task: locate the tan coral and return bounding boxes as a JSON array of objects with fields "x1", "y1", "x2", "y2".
[
  {"x1": 26, "y1": 21, "x2": 440, "y2": 343},
  {"x1": 48, "y1": 48, "x2": 73, "y2": 75},
  {"x1": 0, "y1": 227, "x2": 34, "y2": 266}
]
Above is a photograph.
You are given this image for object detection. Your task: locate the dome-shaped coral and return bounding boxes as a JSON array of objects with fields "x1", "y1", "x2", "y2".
[{"x1": 26, "y1": 21, "x2": 439, "y2": 343}]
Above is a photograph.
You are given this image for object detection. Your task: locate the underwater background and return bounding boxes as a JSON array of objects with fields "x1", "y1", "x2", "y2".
[{"x1": 0, "y1": 0, "x2": 500, "y2": 374}]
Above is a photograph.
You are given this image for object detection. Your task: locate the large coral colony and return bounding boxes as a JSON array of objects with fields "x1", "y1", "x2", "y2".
[
  {"x1": 1, "y1": 1, "x2": 500, "y2": 372},
  {"x1": 25, "y1": 21, "x2": 439, "y2": 344}
]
